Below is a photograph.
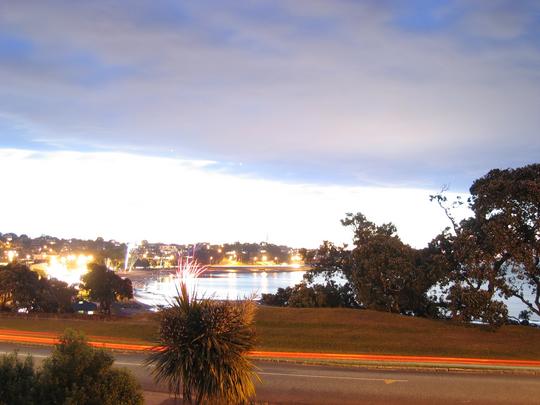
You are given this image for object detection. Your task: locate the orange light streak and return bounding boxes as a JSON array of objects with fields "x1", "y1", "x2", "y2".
[{"x1": 0, "y1": 329, "x2": 539, "y2": 368}]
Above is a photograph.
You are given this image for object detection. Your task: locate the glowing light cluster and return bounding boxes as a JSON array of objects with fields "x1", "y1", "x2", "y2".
[
  {"x1": 6, "y1": 250, "x2": 17, "y2": 263},
  {"x1": 43, "y1": 254, "x2": 93, "y2": 285}
]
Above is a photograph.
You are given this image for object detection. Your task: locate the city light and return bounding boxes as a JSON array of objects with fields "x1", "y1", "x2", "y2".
[
  {"x1": 291, "y1": 254, "x2": 301, "y2": 262},
  {"x1": 6, "y1": 250, "x2": 17, "y2": 263},
  {"x1": 37, "y1": 254, "x2": 93, "y2": 285}
]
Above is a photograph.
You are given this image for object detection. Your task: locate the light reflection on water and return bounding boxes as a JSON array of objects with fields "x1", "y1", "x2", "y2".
[
  {"x1": 134, "y1": 269, "x2": 305, "y2": 307},
  {"x1": 133, "y1": 269, "x2": 539, "y2": 321}
]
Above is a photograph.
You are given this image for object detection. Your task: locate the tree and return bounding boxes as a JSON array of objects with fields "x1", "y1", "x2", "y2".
[
  {"x1": 34, "y1": 278, "x2": 77, "y2": 313},
  {"x1": 307, "y1": 213, "x2": 442, "y2": 316},
  {"x1": 0, "y1": 263, "x2": 41, "y2": 311},
  {"x1": 260, "y1": 287, "x2": 291, "y2": 306},
  {"x1": 0, "y1": 264, "x2": 76, "y2": 313},
  {"x1": 469, "y1": 164, "x2": 540, "y2": 316},
  {"x1": 429, "y1": 201, "x2": 511, "y2": 326},
  {"x1": 81, "y1": 263, "x2": 133, "y2": 314},
  {"x1": 446, "y1": 285, "x2": 508, "y2": 328},
  {"x1": 518, "y1": 310, "x2": 532, "y2": 325},
  {"x1": 0, "y1": 352, "x2": 37, "y2": 405},
  {"x1": 430, "y1": 164, "x2": 540, "y2": 323},
  {"x1": 261, "y1": 281, "x2": 358, "y2": 308},
  {"x1": 37, "y1": 329, "x2": 143, "y2": 405},
  {"x1": 147, "y1": 284, "x2": 258, "y2": 404}
]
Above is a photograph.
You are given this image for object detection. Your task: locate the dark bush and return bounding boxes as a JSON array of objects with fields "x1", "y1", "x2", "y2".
[
  {"x1": 0, "y1": 263, "x2": 76, "y2": 313},
  {"x1": 0, "y1": 352, "x2": 37, "y2": 405},
  {"x1": 261, "y1": 281, "x2": 358, "y2": 308},
  {"x1": 37, "y1": 329, "x2": 143, "y2": 405},
  {"x1": 147, "y1": 284, "x2": 257, "y2": 404}
]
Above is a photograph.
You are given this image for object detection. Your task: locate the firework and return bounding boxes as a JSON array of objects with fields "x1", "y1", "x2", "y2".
[{"x1": 176, "y1": 254, "x2": 206, "y2": 281}]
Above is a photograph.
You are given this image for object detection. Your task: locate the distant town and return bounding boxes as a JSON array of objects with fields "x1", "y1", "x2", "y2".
[{"x1": 0, "y1": 232, "x2": 304, "y2": 271}]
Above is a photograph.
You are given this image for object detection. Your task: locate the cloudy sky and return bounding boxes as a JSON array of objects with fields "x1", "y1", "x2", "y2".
[{"x1": 0, "y1": 1, "x2": 538, "y2": 248}]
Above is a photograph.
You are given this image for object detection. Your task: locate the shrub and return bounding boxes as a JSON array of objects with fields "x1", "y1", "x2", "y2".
[
  {"x1": 0, "y1": 352, "x2": 37, "y2": 405},
  {"x1": 261, "y1": 281, "x2": 358, "y2": 308},
  {"x1": 147, "y1": 284, "x2": 257, "y2": 404},
  {"x1": 37, "y1": 329, "x2": 143, "y2": 405}
]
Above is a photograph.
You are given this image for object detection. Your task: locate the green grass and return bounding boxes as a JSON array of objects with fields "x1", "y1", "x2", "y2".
[
  {"x1": 0, "y1": 315, "x2": 158, "y2": 344},
  {"x1": 254, "y1": 307, "x2": 540, "y2": 359},
  {"x1": 1, "y1": 307, "x2": 540, "y2": 360}
]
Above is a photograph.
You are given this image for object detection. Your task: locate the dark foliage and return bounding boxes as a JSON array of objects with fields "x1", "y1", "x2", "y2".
[
  {"x1": 261, "y1": 281, "x2": 358, "y2": 308},
  {"x1": 428, "y1": 163, "x2": 540, "y2": 326},
  {"x1": 304, "y1": 214, "x2": 443, "y2": 316},
  {"x1": 81, "y1": 263, "x2": 133, "y2": 314},
  {"x1": 0, "y1": 352, "x2": 37, "y2": 405},
  {"x1": 469, "y1": 164, "x2": 540, "y2": 316},
  {"x1": 0, "y1": 330, "x2": 143, "y2": 405},
  {"x1": 147, "y1": 284, "x2": 257, "y2": 404},
  {"x1": 0, "y1": 263, "x2": 76, "y2": 313},
  {"x1": 37, "y1": 329, "x2": 143, "y2": 405}
]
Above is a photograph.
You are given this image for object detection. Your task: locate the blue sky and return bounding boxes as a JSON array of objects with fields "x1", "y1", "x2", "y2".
[{"x1": 0, "y1": 1, "x2": 539, "y2": 246}]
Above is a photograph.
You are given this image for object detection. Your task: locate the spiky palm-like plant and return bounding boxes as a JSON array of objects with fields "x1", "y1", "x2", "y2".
[{"x1": 146, "y1": 277, "x2": 258, "y2": 404}]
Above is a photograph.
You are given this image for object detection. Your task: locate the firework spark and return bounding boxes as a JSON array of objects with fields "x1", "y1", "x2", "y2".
[{"x1": 176, "y1": 254, "x2": 206, "y2": 283}]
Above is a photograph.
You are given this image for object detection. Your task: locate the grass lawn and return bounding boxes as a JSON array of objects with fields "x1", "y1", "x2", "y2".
[
  {"x1": 255, "y1": 306, "x2": 540, "y2": 359},
  {"x1": 1, "y1": 307, "x2": 540, "y2": 360}
]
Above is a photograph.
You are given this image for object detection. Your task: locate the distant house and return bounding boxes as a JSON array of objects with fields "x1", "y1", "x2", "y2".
[{"x1": 72, "y1": 300, "x2": 98, "y2": 314}]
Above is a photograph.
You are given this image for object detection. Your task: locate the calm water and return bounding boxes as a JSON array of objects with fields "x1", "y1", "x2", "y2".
[
  {"x1": 133, "y1": 268, "x2": 539, "y2": 322},
  {"x1": 133, "y1": 269, "x2": 305, "y2": 307}
]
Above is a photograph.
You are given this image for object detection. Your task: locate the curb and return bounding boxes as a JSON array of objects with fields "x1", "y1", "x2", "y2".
[{"x1": 250, "y1": 357, "x2": 540, "y2": 376}]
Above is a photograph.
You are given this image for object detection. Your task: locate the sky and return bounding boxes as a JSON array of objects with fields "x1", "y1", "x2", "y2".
[{"x1": 0, "y1": 1, "x2": 539, "y2": 248}]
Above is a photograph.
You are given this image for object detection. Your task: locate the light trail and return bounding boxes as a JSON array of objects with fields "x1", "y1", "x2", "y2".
[{"x1": 1, "y1": 329, "x2": 539, "y2": 369}]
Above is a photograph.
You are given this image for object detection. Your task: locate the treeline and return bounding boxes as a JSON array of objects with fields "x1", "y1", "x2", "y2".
[
  {"x1": 262, "y1": 164, "x2": 540, "y2": 328},
  {"x1": 0, "y1": 234, "x2": 127, "y2": 268},
  {"x1": 0, "y1": 263, "x2": 133, "y2": 315}
]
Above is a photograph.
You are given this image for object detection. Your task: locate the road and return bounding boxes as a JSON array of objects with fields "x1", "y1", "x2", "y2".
[{"x1": 1, "y1": 342, "x2": 538, "y2": 404}]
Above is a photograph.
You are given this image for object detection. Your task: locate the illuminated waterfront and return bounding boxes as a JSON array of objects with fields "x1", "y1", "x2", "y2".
[
  {"x1": 131, "y1": 267, "x2": 539, "y2": 321},
  {"x1": 132, "y1": 268, "x2": 305, "y2": 307}
]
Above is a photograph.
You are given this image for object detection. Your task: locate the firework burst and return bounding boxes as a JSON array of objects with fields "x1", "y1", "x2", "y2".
[
  {"x1": 175, "y1": 245, "x2": 207, "y2": 301},
  {"x1": 176, "y1": 254, "x2": 207, "y2": 283}
]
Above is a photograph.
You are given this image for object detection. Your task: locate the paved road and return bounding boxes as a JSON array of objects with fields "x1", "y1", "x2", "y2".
[{"x1": 1, "y1": 343, "x2": 538, "y2": 404}]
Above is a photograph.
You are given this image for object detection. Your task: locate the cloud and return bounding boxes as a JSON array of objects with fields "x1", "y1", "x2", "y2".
[
  {"x1": 0, "y1": 1, "x2": 539, "y2": 188},
  {"x1": 0, "y1": 148, "x2": 469, "y2": 249},
  {"x1": 458, "y1": 0, "x2": 540, "y2": 40}
]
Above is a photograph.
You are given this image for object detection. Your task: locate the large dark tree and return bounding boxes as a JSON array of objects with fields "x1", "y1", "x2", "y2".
[
  {"x1": 429, "y1": 164, "x2": 540, "y2": 324},
  {"x1": 435, "y1": 221, "x2": 509, "y2": 326},
  {"x1": 468, "y1": 164, "x2": 540, "y2": 316},
  {"x1": 307, "y1": 213, "x2": 442, "y2": 316},
  {"x1": 81, "y1": 264, "x2": 133, "y2": 314},
  {"x1": 0, "y1": 264, "x2": 76, "y2": 313},
  {"x1": 0, "y1": 263, "x2": 41, "y2": 311},
  {"x1": 37, "y1": 278, "x2": 77, "y2": 313}
]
